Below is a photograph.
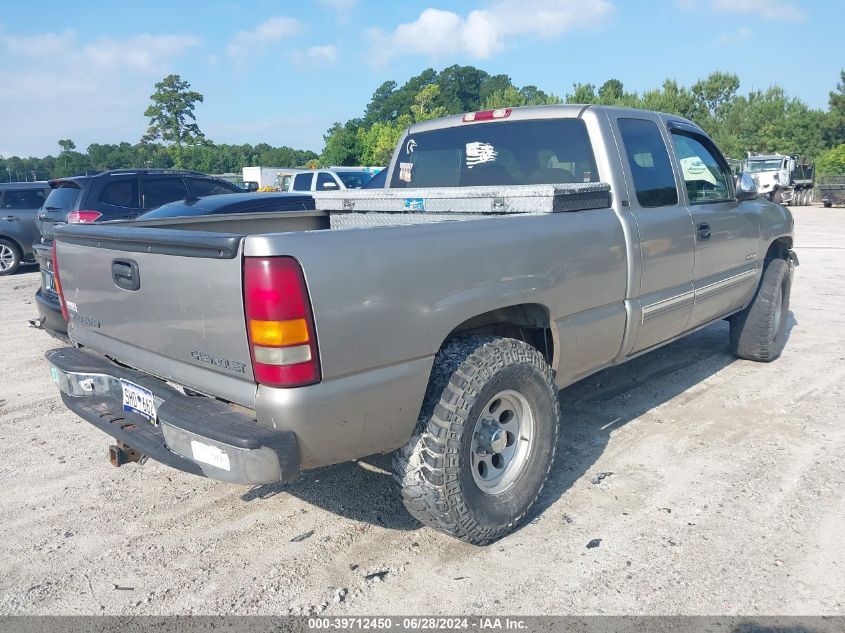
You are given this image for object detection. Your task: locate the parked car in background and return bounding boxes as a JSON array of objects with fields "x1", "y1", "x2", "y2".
[
  {"x1": 279, "y1": 168, "x2": 378, "y2": 192},
  {"x1": 134, "y1": 191, "x2": 314, "y2": 221},
  {"x1": 33, "y1": 168, "x2": 241, "y2": 332},
  {"x1": 0, "y1": 182, "x2": 50, "y2": 275}
]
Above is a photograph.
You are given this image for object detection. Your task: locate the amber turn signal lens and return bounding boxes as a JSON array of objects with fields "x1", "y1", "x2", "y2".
[{"x1": 249, "y1": 318, "x2": 310, "y2": 347}]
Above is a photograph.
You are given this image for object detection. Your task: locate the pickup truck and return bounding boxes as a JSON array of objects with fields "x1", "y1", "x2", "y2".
[{"x1": 45, "y1": 105, "x2": 796, "y2": 545}]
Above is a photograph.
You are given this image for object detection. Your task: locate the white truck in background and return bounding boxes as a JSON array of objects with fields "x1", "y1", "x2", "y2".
[
  {"x1": 242, "y1": 166, "x2": 287, "y2": 190},
  {"x1": 746, "y1": 154, "x2": 815, "y2": 206}
]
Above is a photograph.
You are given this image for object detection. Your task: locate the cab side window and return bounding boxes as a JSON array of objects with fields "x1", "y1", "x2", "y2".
[
  {"x1": 292, "y1": 173, "x2": 313, "y2": 191},
  {"x1": 618, "y1": 118, "x2": 679, "y2": 208},
  {"x1": 670, "y1": 132, "x2": 732, "y2": 204},
  {"x1": 315, "y1": 172, "x2": 339, "y2": 190}
]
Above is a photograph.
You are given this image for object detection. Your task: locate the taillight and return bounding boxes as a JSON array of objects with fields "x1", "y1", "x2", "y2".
[
  {"x1": 462, "y1": 108, "x2": 512, "y2": 122},
  {"x1": 67, "y1": 210, "x2": 102, "y2": 224},
  {"x1": 52, "y1": 241, "x2": 70, "y2": 321},
  {"x1": 243, "y1": 257, "x2": 320, "y2": 387}
]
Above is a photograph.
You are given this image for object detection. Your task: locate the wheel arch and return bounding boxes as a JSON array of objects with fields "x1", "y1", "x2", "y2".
[
  {"x1": 443, "y1": 303, "x2": 556, "y2": 367},
  {"x1": 765, "y1": 236, "x2": 792, "y2": 261}
]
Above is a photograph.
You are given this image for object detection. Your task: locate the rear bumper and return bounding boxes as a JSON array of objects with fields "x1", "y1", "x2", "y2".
[
  {"x1": 35, "y1": 287, "x2": 68, "y2": 333},
  {"x1": 46, "y1": 347, "x2": 299, "y2": 485}
]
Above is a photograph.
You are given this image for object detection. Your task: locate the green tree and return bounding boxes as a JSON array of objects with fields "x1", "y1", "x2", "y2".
[
  {"x1": 410, "y1": 85, "x2": 449, "y2": 122},
  {"x1": 825, "y1": 70, "x2": 845, "y2": 147},
  {"x1": 566, "y1": 83, "x2": 597, "y2": 104},
  {"x1": 320, "y1": 120, "x2": 364, "y2": 166},
  {"x1": 142, "y1": 74, "x2": 206, "y2": 167},
  {"x1": 816, "y1": 144, "x2": 845, "y2": 175}
]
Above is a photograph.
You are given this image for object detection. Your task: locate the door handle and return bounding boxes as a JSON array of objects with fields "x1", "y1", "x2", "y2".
[
  {"x1": 112, "y1": 259, "x2": 140, "y2": 291},
  {"x1": 696, "y1": 222, "x2": 711, "y2": 240},
  {"x1": 2, "y1": 215, "x2": 15, "y2": 221}
]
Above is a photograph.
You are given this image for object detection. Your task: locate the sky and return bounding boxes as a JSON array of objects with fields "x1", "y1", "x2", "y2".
[{"x1": 0, "y1": 0, "x2": 842, "y2": 158}]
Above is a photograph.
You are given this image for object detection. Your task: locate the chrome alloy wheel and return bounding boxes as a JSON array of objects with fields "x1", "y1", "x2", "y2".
[
  {"x1": 470, "y1": 389, "x2": 535, "y2": 494},
  {"x1": 0, "y1": 244, "x2": 16, "y2": 272}
]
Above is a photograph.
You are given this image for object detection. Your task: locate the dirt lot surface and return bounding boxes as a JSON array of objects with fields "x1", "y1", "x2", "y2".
[{"x1": 0, "y1": 205, "x2": 843, "y2": 616}]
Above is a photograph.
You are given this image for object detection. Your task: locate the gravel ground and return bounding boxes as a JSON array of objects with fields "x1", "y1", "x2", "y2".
[{"x1": 0, "y1": 205, "x2": 843, "y2": 615}]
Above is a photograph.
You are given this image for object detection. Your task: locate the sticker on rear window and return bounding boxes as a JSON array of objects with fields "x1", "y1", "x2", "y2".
[
  {"x1": 399, "y1": 162, "x2": 414, "y2": 183},
  {"x1": 465, "y1": 142, "x2": 498, "y2": 169}
]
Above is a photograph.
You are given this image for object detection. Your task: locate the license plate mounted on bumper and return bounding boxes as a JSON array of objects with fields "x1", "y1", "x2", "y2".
[{"x1": 120, "y1": 379, "x2": 157, "y2": 423}]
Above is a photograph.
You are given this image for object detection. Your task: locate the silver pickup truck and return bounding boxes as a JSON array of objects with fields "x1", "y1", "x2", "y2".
[{"x1": 46, "y1": 105, "x2": 796, "y2": 544}]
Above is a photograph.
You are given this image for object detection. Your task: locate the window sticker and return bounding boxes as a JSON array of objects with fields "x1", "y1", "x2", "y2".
[
  {"x1": 680, "y1": 156, "x2": 718, "y2": 186},
  {"x1": 399, "y1": 162, "x2": 414, "y2": 183},
  {"x1": 465, "y1": 142, "x2": 498, "y2": 169},
  {"x1": 405, "y1": 138, "x2": 418, "y2": 154}
]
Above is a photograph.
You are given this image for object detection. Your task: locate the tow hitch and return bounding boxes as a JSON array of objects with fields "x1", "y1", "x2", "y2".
[{"x1": 108, "y1": 442, "x2": 147, "y2": 467}]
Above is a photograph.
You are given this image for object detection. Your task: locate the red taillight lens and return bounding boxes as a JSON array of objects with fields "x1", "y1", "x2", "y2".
[
  {"x1": 67, "y1": 210, "x2": 102, "y2": 224},
  {"x1": 243, "y1": 257, "x2": 320, "y2": 387},
  {"x1": 52, "y1": 241, "x2": 69, "y2": 321}
]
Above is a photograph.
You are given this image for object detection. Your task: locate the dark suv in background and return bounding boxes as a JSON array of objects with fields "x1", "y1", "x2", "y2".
[{"x1": 34, "y1": 168, "x2": 241, "y2": 332}]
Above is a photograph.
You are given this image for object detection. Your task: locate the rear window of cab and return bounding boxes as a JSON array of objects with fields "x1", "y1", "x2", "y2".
[{"x1": 390, "y1": 119, "x2": 599, "y2": 189}]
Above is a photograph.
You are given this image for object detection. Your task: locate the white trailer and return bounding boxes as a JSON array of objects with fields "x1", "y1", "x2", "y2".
[{"x1": 241, "y1": 166, "x2": 287, "y2": 189}]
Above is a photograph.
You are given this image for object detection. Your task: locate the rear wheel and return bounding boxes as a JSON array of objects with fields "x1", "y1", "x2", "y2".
[
  {"x1": 0, "y1": 239, "x2": 22, "y2": 276},
  {"x1": 823, "y1": 201, "x2": 832, "y2": 208},
  {"x1": 394, "y1": 336, "x2": 560, "y2": 545},
  {"x1": 730, "y1": 257, "x2": 792, "y2": 362}
]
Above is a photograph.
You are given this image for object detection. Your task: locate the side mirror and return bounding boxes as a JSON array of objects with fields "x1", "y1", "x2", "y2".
[{"x1": 735, "y1": 172, "x2": 758, "y2": 202}]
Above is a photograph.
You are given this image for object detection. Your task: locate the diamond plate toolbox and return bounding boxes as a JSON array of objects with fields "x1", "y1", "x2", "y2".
[{"x1": 313, "y1": 182, "x2": 612, "y2": 215}]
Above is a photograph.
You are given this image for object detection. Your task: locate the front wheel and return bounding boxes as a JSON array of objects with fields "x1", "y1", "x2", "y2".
[
  {"x1": 772, "y1": 190, "x2": 784, "y2": 204},
  {"x1": 730, "y1": 257, "x2": 792, "y2": 362},
  {"x1": 0, "y1": 239, "x2": 22, "y2": 276},
  {"x1": 394, "y1": 336, "x2": 560, "y2": 545}
]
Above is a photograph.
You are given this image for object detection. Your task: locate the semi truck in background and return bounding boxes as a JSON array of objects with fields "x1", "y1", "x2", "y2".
[{"x1": 746, "y1": 154, "x2": 815, "y2": 206}]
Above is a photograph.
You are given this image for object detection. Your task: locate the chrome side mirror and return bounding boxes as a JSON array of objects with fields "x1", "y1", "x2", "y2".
[{"x1": 735, "y1": 172, "x2": 758, "y2": 202}]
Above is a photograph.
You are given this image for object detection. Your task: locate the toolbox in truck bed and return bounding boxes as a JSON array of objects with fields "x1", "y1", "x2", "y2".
[{"x1": 313, "y1": 182, "x2": 612, "y2": 215}]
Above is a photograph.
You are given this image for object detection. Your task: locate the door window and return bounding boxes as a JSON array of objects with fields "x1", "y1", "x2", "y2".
[
  {"x1": 2, "y1": 189, "x2": 48, "y2": 209},
  {"x1": 292, "y1": 173, "x2": 313, "y2": 191},
  {"x1": 143, "y1": 178, "x2": 189, "y2": 208},
  {"x1": 670, "y1": 133, "x2": 732, "y2": 204},
  {"x1": 186, "y1": 178, "x2": 239, "y2": 197},
  {"x1": 99, "y1": 179, "x2": 141, "y2": 208},
  {"x1": 315, "y1": 172, "x2": 340, "y2": 190},
  {"x1": 618, "y1": 118, "x2": 678, "y2": 208}
]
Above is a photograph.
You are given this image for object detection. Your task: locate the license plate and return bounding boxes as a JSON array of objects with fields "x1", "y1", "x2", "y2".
[
  {"x1": 121, "y1": 380, "x2": 157, "y2": 423},
  {"x1": 43, "y1": 270, "x2": 55, "y2": 292}
]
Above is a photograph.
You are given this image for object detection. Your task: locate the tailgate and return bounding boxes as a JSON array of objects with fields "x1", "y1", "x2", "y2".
[{"x1": 54, "y1": 224, "x2": 256, "y2": 407}]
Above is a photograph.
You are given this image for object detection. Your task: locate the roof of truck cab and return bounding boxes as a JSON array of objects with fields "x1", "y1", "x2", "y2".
[{"x1": 407, "y1": 104, "x2": 702, "y2": 135}]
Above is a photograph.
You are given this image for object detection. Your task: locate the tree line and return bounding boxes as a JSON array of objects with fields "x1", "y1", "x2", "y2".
[
  {"x1": 0, "y1": 139, "x2": 318, "y2": 182},
  {"x1": 320, "y1": 65, "x2": 845, "y2": 175},
  {"x1": 2, "y1": 67, "x2": 844, "y2": 182}
]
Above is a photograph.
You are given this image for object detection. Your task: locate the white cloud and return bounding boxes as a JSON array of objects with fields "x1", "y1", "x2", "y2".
[
  {"x1": 227, "y1": 16, "x2": 305, "y2": 61},
  {"x1": 289, "y1": 44, "x2": 338, "y2": 67},
  {"x1": 707, "y1": 0, "x2": 803, "y2": 20},
  {"x1": 367, "y1": 0, "x2": 615, "y2": 64},
  {"x1": 83, "y1": 34, "x2": 200, "y2": 71},
  {"x1": 713, "y1": 26, "x2": 754, "y2": 47},
  {"x1": 0, "y1": 29, "x2": 200, "y2": 157}
]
